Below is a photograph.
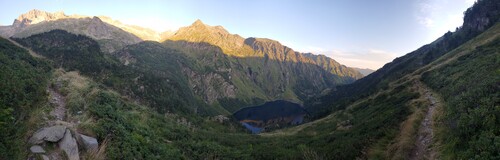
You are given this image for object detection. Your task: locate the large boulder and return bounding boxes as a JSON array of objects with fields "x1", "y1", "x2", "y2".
[
  {"x1": 77, "y1": 134, "x2": 98, "y2": 152},
  {"x1": 58, "y1": 129, "x2": 79, "y2": 160},
  {"x1": 29, "y1": 145, "x2": 45, "y2": 153},
  {"x1": 29, "y1": 125, "x2": 67, "y2": 144}
]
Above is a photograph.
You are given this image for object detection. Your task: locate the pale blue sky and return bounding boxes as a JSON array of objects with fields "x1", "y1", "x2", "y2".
[{"x1": 0, "y1": 0, "x2": 475, "y2": 69}]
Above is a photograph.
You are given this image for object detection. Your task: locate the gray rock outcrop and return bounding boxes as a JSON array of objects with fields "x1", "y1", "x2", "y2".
[
  {"x1": 58, "y1": 129, "x2": 79, "y2": 160},
  {"x1": 183, "y1": 68, "x2": 236, "y2": 104},
  {"x1": 78, "y1": 134, "x2": 99, "y2": 152},
  {"x1": 29, "y1": 125, "x2": 67, "y2": 144}
]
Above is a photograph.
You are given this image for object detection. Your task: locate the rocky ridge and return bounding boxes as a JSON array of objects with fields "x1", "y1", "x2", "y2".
[
  {"x1": 167, "y1": 20, "x2": 363, "y2": 79},
  {"x1": 0, "y1": 10, "x2": 142, "y2": 53}
]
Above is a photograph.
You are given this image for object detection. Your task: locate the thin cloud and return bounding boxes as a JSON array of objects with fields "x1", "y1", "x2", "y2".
[
  {"x1": 418, "y1": 17, "x2": 435, "y2": 28},
  {"x1": 415, "y1": 0, "x2": 473, "y2": 42},
  {"x1": 416, "y1": 0, "x2": 440, "y2": 29}
]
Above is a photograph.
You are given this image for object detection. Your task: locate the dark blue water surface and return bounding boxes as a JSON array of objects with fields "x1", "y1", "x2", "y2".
[{"x1": 233, "y1": 100, "x2": 308, "y2": 134}]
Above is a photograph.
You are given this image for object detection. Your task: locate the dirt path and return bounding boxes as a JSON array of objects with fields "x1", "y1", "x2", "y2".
[
  {"x1": 410, "y1": 81, "x2": 438, "y2": 160},
  {"x1": 49, "y1": 86, "x2": 67, "y2": 121}
]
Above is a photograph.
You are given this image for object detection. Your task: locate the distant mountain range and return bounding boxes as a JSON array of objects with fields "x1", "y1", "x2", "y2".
[
  {"x1": 0, "y1": 9, "x2": 363, "y2": 114},
  {"x1": 352, "y1": 67, "x2": 375, "y2": 76}
]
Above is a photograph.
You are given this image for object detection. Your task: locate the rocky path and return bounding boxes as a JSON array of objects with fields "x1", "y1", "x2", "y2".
[
  {"x1": 49, "y1": 86, "x2": 67, "y2": 121},
  {"x1": 410, "y1": 81, "x2": 438, "y2": 160},
  {"x1": 10, "y1": 36, "x2": 93, "y2": 160}
]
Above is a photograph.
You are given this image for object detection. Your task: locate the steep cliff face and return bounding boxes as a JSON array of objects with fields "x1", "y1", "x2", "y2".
[
  {"x1": 462, "y1": 0, "x2": 499, "y2": 32},
  {"x1": 183, "y1": 67, "x2": 237, "y2": 104}
]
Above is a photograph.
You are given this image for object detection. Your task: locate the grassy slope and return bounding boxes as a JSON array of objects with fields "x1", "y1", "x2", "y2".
[
  {"x1": 261, "y1": 22, "x2": 499, "y2": 160},
  {"x1": 13, "y1": 30, "x2": 215, "y2": 115},
  {"x1": 0, "y1": 37, "x2": 52, "y2": 159},
  {"x1": 421, "y1": 23, "x2": 500, "y2": 159},
  {"x1": 43, "y1": 65, "x2": 311, "y2": 160},
  {"x1": 306, "y1": 0, "x2": 499, "y2": 119},
  {"x1": 0, "y1": 30, "x2": 427, "y2": 159}
]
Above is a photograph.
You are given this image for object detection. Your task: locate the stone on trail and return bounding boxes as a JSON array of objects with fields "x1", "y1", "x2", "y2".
[{"x1": 29, "y1": 125, "x2": 67, "y2": 144}]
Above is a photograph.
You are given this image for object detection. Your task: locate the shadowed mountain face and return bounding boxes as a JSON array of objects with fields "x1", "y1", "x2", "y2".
[{"x1": 233, "y1": 100, "x2": 307, "y2": 133}]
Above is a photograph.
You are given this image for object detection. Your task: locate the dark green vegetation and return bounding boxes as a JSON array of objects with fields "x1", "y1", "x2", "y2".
[
  {"x1": 305, "y1": 84, "x2": 419, "y2": 159},
  {"x1": 14, "y1": 30, "x2": 208, "y2": 115},
  {"x1": 422, "y1": 36, "x2": 500, "y2": 159},
  {"x1": 0, "y1": 37, "x2": 51, "y2": 159},
  {"x1": 8, "y1": 29, "x2": 361, "y2": 159},
  {"x1": 14, "y1": 28, "x2": 362, "y2": 116}
]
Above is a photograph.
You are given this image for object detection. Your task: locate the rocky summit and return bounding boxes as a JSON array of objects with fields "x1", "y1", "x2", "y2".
[{"x1": 13, "y1": 9, "x2": 70, "y2": 28}]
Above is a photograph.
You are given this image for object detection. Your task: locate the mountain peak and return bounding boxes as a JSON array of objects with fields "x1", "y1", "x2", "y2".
[
  {"x1": 168, "y1": 19, "x2": 246, "y2": 54},
  {"x1": 192, "y1": 19, "x2": 206, "y2": 26},
  {"x1": 13, "y1": 9, "x2": 68, "y2": 27}
]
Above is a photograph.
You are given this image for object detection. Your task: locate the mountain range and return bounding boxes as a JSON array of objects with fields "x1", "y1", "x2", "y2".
[
  {"x1": 0, "y1": 0, "x2": 498, "y2": 159},
  {"x1": 352, "y1": 67, "x2": 375, "y2": 76},
  {"x1": 0, "y1": 9, "x2": 363, "y2": 114}
]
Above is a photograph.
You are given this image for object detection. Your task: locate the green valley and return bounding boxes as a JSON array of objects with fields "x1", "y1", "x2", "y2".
[{"x1": 0, "y1": 0, "x2": 498, "y2": 159}]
